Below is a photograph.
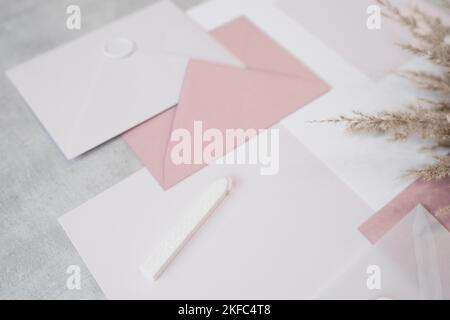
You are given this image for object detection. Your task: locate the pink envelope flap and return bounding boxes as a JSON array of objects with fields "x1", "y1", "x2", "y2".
[
  {"x1": 123, "y1": 17, "x2": 330, "y2": 190},
  {"x1": 359, "y1": 176, "x2": 450, "y2": 244}
]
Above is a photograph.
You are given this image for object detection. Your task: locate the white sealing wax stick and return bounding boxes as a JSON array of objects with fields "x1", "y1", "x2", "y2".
[{"x1": 140, "y1": 177, "x2": 233, "y2": 281}]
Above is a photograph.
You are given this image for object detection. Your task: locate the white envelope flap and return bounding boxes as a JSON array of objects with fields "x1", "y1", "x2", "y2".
[{"x1": 65, "y1": 52, "x2": 190, "y2": 158}]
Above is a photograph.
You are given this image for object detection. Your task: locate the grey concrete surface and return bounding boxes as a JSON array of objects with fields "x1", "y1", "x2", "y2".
[{"x1": 0, "y1": 0, "x2": 205, "y2": 300}]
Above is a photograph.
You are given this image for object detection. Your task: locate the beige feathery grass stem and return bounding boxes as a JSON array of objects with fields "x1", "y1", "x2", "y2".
[{"x1": 318, "y1": 0, "x2": 450, "y2": 214}]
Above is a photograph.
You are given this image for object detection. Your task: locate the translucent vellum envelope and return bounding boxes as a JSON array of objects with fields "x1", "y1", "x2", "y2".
[
  {"x1": 316, "y1": 205, "x2": 450, "y2": 300},
  {"x1": 6, "y1": 0, "x2": 240, "y2": 159}
]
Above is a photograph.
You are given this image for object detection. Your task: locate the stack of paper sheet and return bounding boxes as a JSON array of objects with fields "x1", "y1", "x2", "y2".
[{"x1": 7, "y1": 0, "x2": 448, "y2": 299}]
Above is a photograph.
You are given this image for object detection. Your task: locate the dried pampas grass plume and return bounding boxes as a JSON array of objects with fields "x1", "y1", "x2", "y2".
[
  {"x1": 317, "y1": 0, "x2": 450, "y2": 213},
  {"x1": 406, "y1": 156, "x2": 450, "y2": 180},
  {"x1": 319, "y1": 0, "x2": 450, "y2": 179}
]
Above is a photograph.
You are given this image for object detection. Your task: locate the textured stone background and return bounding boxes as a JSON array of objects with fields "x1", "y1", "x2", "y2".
[{"x1": 0, "y1": 0, "x2": 205, "y2": 300}]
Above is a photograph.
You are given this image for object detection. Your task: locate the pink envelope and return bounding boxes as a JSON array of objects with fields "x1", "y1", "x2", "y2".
[
  {"x1": 123, "y1": 17, "x2": 330, "y2": 189},
  {"x1": 359, "y1": 176, "x2": 450, "y2": 244}
]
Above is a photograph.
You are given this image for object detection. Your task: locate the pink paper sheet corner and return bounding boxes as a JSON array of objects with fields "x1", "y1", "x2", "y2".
[{"x1": 359, "y1": 177, "x2": 450, "y2": 244}]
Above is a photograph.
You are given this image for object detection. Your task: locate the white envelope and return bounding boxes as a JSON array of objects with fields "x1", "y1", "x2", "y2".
[
  {"x1": 59, "y1": 127, "x2": 373, "y2": 299},
  {"x1": 316, "y1": 205, "x2": 450, "y2": 300},
  {"x1": 6, "y1": 0, "x2": 240, "y2": 159}
]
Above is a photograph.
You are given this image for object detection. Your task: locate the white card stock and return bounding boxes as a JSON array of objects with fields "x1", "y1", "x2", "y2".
[
  {"x1": 6, "y1": 0, "x2": 240, "y2": 159},
  {"x1": 188, "y1": 0, "x2": 279, "y2": 31},
  {"x1": 189, "y1": 0, "x2": 372, "y2": 89},
  {"x1": 316, "y1": 205, "x2": 450, "y2": 300},
  {"x1": 60, "y1": 128, "x2": 373, "y2": 299}
]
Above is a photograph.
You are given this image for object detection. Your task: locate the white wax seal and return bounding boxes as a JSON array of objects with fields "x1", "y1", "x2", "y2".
[{"x1": 103, "y1": 38, "x2": 136, "y2": 59}]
